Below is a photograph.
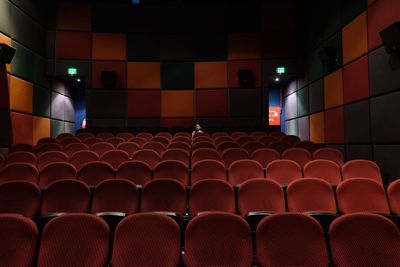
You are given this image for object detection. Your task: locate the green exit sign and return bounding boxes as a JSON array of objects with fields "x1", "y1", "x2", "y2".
[
  {"x1": 68, "y1": 67, "x2": 77, "y2": 76},
  {"x1": 276, "y1": 67, "x2": 286, "y2": 74}
]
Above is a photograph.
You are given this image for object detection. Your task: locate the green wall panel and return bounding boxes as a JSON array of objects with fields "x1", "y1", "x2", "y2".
[
  {"x1": 33, "y1": 85, "x2": 51, "y2": 117},
  {"x1": 11, "y1": 41, "x2": 35, "y2": 81},
  {"x1": 0, "y1": 0, "x2": 11, "y2": 35},
  {"x1": 51, "y1": 119, "x2": 64, "y2": 138}
]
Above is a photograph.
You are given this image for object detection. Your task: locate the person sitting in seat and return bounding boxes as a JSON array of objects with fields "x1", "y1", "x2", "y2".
[{"x1": 192, "y1": 124, "x2": 204, "y2": 138}]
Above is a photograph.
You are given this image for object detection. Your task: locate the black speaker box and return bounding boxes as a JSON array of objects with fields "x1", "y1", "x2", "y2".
[
  {"x1": 380, "y1": 21, "x2": 400, "y2": 54},
  {"x1": 238, "y1": 69, "x2": 255, "y2": 88},
  {"x1": 101, "y1": 71, "x2": 118, "y2": 89},
  {"x1": 0, "y1": 43, "x2": 16, "y2": 64}
]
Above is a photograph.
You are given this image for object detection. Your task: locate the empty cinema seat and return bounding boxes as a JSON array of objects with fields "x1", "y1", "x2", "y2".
[
  {"x1": 153, "y1": 160, "x2": 189, "y2": 185},
  {"x1": 250, "y1": 131, "x2": 268, "y2": 140},
  {"x1": 268, "y1": 141, "x2": 292, "y2": 155},
  {"x1": 0, "y1": 153, "x2": 4, "y2": 169},
  {"x1": 116, "y1": 142, "x2": 140, "y2": 157},
  {"x1": 78, "y1": 161, "x2": 115, "y2": 186},
  {"x1": 336, "y1": 178, "x2": 390, "y2": 214},
  {"x1": 256, "y1": 213, "x2": 328, "y2": 267},
  {"x1": 100, "y1": 150, "x2": 130, "y2": 169},
  {"x1": 131, "y1": 149, "x2": 161, "y2": 169},
  {"x1": 0, "y1": 181, "x2": 41, "y2": 217},
  {"x1": 0, "y1": 163, "x2": 39, "y2": 184},
  {"x1": 387, "y1": 179, "x2": 400, "y2": 215},
  {"x1": 83, "y1": 137, "x2": 103, "y2": 147},
  {"x1": 228, "y1": 159, "x2": 264, "y2": 185},
  {"x1": 221, "y1": 148, "x2": 249, "y2": 168},
  {"x1": 236, "y1": 136, "x2": 255, "y2": 146},
  {"x1": 76, "y1": 132, "x2": 95, "y2": 141},
  {"x1": 105, "y1": 137, "x2": 125, "y2": 147},
  {"x1": 116, "y1": 161, "x2": 153, "y2": 185},
  {"x1": 6, "y1": 151, "x2": 37, "y2": 166},
  {"x1": 250, "y1": 148, "x2": 280, "y2": 168},
  {"x1": 280, "y1": 135, "x2": 301, "y2": 146},
  {"x1": 92, "y1": 179, "x2": 139, "y2": 215},
  {"x1": 342, "y1": 160, "x2": 383, "y2": 185},
  {"x1": 37, "y1": 137, "x2": 58, "y2": 145},
  {"x1": 189, "y1": 179, "x2": 235, "y2": 215},
  {"x1": 37, "y1": 151, "x2": 69, "y2": 171},
  {"x1": 112, "y1": 213, "x2": 181, "y2": 267},
  {"x1": 162, "y1": 149, "x2": 190, "y2": 168},
  {"x1": 63, "y1": 143, "x2": 90, "y2": 158},
  {"x1": 303, "y1": 159, "x2": 342, "y2": 185},
  {"x1": 258, "y1": 136, "x2": 278, "y2": 146},
  {"x1": 91, "y1": 142, "x2": 115, "y2": 157},
  {"x1": 150, "y1": 136, "x2": 170, "y2": 146},
  {"x1": 39, "y1": 162, "x2": 77, "y2": 187},
  {"x1": 191, "y1": 160, "x2": 226, "y2": 184},
  {"x1": 116, "y1": 132, "x2": 134, "y2": 141},
  {"x1": 141, "y1": 179, "x2": 186, "y2": 217},
  {"x1": 266, "y1": 160, "x2": 302, "y2": 185},
  {"x1": 40, "y1": 179, "x2": 91, "y2": 216},
  {"x1": 313, "y1": 148, "x2": 344, "y2": 166},
  {"x1": 167, "y1": 141, "x2": 191, "y2": 152},
  {"x1": 0, "y1": 214, "x2": 38, "y2": 267},
  {"x1": 191, "y1": 148, "x2": 220, "y2": 165},
  {"x1": 136, "y1": 133, "x2": 152, "y2": 141},
  {"x1": 171, "y1": 136, "x2": 191, "y2": 144},
  {"x1": 97, "y1": 132, "x2": 114, "y2": 140},
  {"x1": 36, "y1": 143, "x2": 63, "y2": 156},
  {"x1": 214, "y1": 136, "x2": 234, "y2": 146},
  {"x1": 128, "y1": 137, "x2": 148, "y2": 147},
  {"x1": 217, "y1": 141, "x2": 241, "y2": 153},
  {"x1": 56, "y1": 133, "x2": 74, "y2": 142},
  {"x1": 37, "y1": 214, "x2": 109, "y2": 267},
  {"x1": 69, "y1": 150, "x2": 99, "y2": 170},
  {"x1": 231, "y1": 131, "x2": 248, "y2": 140},
  {"x1": 9, "y1": 144, "x2": 35, "y2": 154},
  {"x1": 192, "y1": 141, "x2": 216, "y2": 150},
  {"x1": 329, "y1": 213, "x2": 400, "y2": 267},
  {"x1": 142, "y1": 141, "x2": 166, "y2": 155},
  {"x1": 184, "y1": 212, "x2": 253, "y2": 267},
  {"x1": 58, "y1": 137, "x2": 81, "y2": 147},
  {"x1": 282, "y1": 148, "x2": 312, "y2": 167},
  {"x1": 243, "y1": 141, "x2": 265, "y2": 155},
  {"x1": 155, "y1": 132, "x2": 173, "y2": 139}
]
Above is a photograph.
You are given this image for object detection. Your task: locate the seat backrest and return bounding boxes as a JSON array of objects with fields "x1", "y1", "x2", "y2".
[
  {"x1": 313, "y1": 148, "x2": 344, "y2": 166},
  {"x1": 58, "y1": 137, "x2": 81, "y2": 147},
  {"x1": 62, "y1": 143, "x2": 90, "y2": 158},
  {"x1": 228, "y1": 159, "x2": 264, "y2": 185},
  {"x1": 268, "y1": 141, "x2": 292, "y2": 155},
  {"x1": 10, "y1": 144, "x2": 35, "y2": 154},
  {"x1": 142, "y1": 141, "x2": 166, "y2": 156},
  {"x1": 217, "y1": 141, "x2": 241, "y2": 153},
  {"x1": 287, "y1": 178, "x2": 337, "y2": 213},
  {"x1": 191, "y1": 148, "x2": 220, "y2": 165},
  {"x1": 39, "y1": 162, "x2": 77, "y2": 187},
  {"x1": 76, "y1": 132, "x2": 95, "y2": 141},
  {"x1": 141, "y1": 179, "x2": 187, "y2": 216},
  {"x1": 150, "y1": 136, "x2": 170, "y2": 146},
  {"x1": 100, "y1": 150, "x2": 130, "y2": 169},
  {"x1": 303, "y1": 159, "x2": 342, "y2": 185},
  {"x1": 92, "y1": 179, "x2": 139, "y2": 214},
  {"x1": 105, "y1": 137, "x2": 125, "y2": 147},
  {"x1": 36, "y1": 143, "x2": 63, "y2": 156},
  {"x1": 155, "y1": 132, "x2": 173, "y2": 139},
  {"x1": 112, "y1": 213, "x2": 181, "y2": 267},
  {"x1": 96, "y1": 132, "x2": 114, "y2": 140},
  {"x1": 258, "y1": 136, "x2": 278, "y2": 146},
  {"x1": 91, "y1": 142, "x2": 115, "y2": 157},
  {"x1": 256, "y1": 213, "x2": 328, "y2": 267},
  {"x1": 55, "y1": 133, "x2": 74, "y2": 142},
  {"x1": 37, "y1": 151, "x2": 69, "y2": 172},
  {"x1": 329, "y1": 213, "x2": 400, "y2": 267},
  {"x1": 41, "y1": 179, "x2": 90, "y2": 215},
  {"x1": 78, "y1": 161, "x2": 115, "y2": 186},
  {"x1": 167, "y1": 141, "x2": 191, "y2": 152},
  {"x1": 6, "y1": 151, "x2": 37, "y2": 165},
  {"x1": 211, "y1": 132, "x2": 229, "y2": 139},
  {"x1": 83, "y1": 137, "x2": 103, "y2": 147},
  {"x1": 190, "y1": 179, "x2": 235, "y2": 215},
  {"x1": 269, "y1": 131, "x2": 286, "y2": 138},
  {"x1": 266, "y1": 160, "x2": 302, "y2": 185},
  {"x1": 387, "y1": 179, "x2": 400, "y2": 215},
  {"x1": 0, "y1": 163, "x2": 39, "y2": 184},
  {"x1": 214, "y1": 136, "x2": 234, "y2": 145},
  {"x1": 171, "y1": 136, "x2": 191, "y2": 144},
  {"x1": 237, "y1": 179, "x2": 285, "y2": 215},
  {"x1": 243, "y1": 141, "x2": 265, "y2": 155},
  {"x1": 128, "y1": 137, "x2": 148, "y2": 147},
  {"x1": 250, "y1": 131, "x2": 268, "y2": 140},
  {"x1": 0, "y1": 153, "x2": 4, "y2": 169},
  {"x1": 342, "y1": 160, "x2": 382, "y2": 185},
  {"x1": 69, "y1": 150, "x2": 99, "y2": 171},
  {"x1": 136, "y1": 132, "x2": 153, "y2": 141},
  {"x1": 131, "y1": 149, "x2": 161, "y2": 169},
  {"x1": 294, "y1": 141, "x2": 322, "y2": 154},
  {"x1": 280, "y1": 135, "x2": 301, "y2": 145},
  {"x1": 336, "y1": 178, "x2": 390, "y2": 214},
  {"x1": 116, "y1": 132, "x2": 134, "y2": 141},
  {"x1": 282, "y1": 148, "x2": 312, "y2": 167},
  {"x1": 154, "y1": 160, "x2": 189, "y2": 185},
  {"x1": 37, "y1": 214, "x2": 109, "y2": 267},
  {"x1": 174, "y1": 132, "x2": 191, "y2": 138},
  {"x1": 193, "y1": 136, "x2": 213, "y2": 144},
  {"x1": 192, "y1": 141, "x2": 216, "y2": 150},
  {"x1": 116, "y1": 142, "x2": 140, "y2": 157},
  {"x1": 221, "y1": 148, "x2": 249, "y2": 168},
  {"x1": 236, "y1": 136, "x2": 256, "y2": 146},
  {"x1": 0, "y1": 181, "x2": 41, "y2": 217},
  {"x1": 184, "y1": 212, "x2": 252, "y2": 267},
  {"x1": 0, "y1": 214, "x2": 38, "y2": 267},
  {"x1": 231, "y1": 131, "x2": 248, "y2": 140},
  {"x1": 250, "y1": 148, "x2": 280, "y2": 167},
  {"x1": 162, "y1": 149, "x2": 190, "y2": 168},
  {"x1": 116, "y1": 161, "x2": 152, "y2": 185},
  {"x1": 191, "y1": 160, "x2": 226, "y2": 185}
]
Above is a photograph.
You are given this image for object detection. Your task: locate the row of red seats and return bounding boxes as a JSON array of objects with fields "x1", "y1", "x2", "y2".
[
  {"x1": 0, "y1": 158, "x2": 382, "y2": 187},
  {"x1": 1, "y1": 177, "x2": 399, "y2": 218},
  {"x1": 1, "y1": 212, "x2": 399, "y2": 267}
]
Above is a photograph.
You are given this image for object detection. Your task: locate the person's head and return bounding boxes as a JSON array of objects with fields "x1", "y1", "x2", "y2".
[{"x1": 195, "y1": 124, "x2": 201, "y2": 131}]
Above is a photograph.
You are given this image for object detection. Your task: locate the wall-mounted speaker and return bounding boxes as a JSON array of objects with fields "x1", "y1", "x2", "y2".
[
  {"x1": 380, "y1": 21, "x2": 400, "y2": 54},
  {"x1": 238, "y1": 69, "x2": 255, "y2": 88},
  {"x1": 0, "y1": 43, "x2": 16, "y2": 64},
  {"x1": 101, "y1": 71, "x2": 118, "y2": 89}
]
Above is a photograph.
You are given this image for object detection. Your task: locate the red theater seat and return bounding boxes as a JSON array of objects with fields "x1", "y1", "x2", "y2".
[
  {"x1": 191, "y1": 148, "x2": 220, "y2": 165},
  {"x1": 0, "y1": 181, "x2": 41, "y2": 217},
  {"x1": 211, "y1": 132, "x2": 229, "y2": 139},
  {"x1": 387, "y1": 179, "x2": 400, "y2": 215},
  {"x1": 280, "y1": 135, "x2": 301, "y2": 146},
  {"x1": 184, "y1": 212, "x2": 252, "y2": 267},
  {"x1": 266, "y1": 160, "x2": 302, "y2": 185},
  {"x1": 250, "y1": 131, "x2": 268, "y2": 140},
  {"x1": 55, "y1": 133, "x2": 74, "y2": 142},
  {"x1": 150, "y1": 136, "x2": 170, "y2": 146},
  {"x1": 167, "y1": 141, "x2": 191, "y2": 152},
  {"x1": 191, "y1": 160, "x2": 226, "y2": 185},
  {"x1": 105, "y1": 137, "x2": 125, "y2": 147},
  {"x1": 192, "y1": 141, "x2": 216, "y2": 150},
  {"x1": 174, "y1": 132, "x2": 191, "y2": 138},
  {"x1": 39, "y1": 162, "x2": 77, "y2": 187},
  {"x1": 256, "y1": 213, "x2": 328, "y2": 267},
  {"x1": 282, "y1": 148, "x2": 312, "y2": 167},
  {"x1": 162, "y1": 149, "x2": 190, "y2": 168},
  {"x1": 78, "y1": 161, "x2": 115, "y2": 186},
  {"x1": 313, "y1": 148, "x2": 344, "y2": 166},
  {"x1": 193, "y1": 136, "x2": 214, "y2": 144},
  {"x1": 37, "y1": 137, "x2": 59, "y2": 145},
  {"x1": 6, "y1": 151, "x2": 37, "y2": 165},
  {"x1": 217, "y1": 141, "x2": 241, "y2": 153},
  {"x1": 214, "y1": 136, "x2": 234, "y2": 145},
  {"x1": 0, "y1": 163, "x2": 38, "y2": 184},
  {"x1": 0, "y1": 214, "x2": 38, "y2": 267},
  {"x1": 91, "y1": 142, "x2": 115, "y2": 157},
  {"x1": 37, "y1": 151, "x2": 69, "y2": 172},
  {"x1": 9, "y1": 143, "x2": 35, "y2": 154},
  {"x1": 63, "y1": 143, "x2": 90, "y2": 158},
  {"x1": 243, "y1": 141, "x2": 265, "y2": 155},
  {"x1": 59, "y1": 137, "x2": 81, "y2": 147},
  {"x1": 131, "y1": 149, "x2": 161, "y2": 169},
  {"x1": 228, "y1": 159, "x2": 264, "y2": 185},
  {"x1": 83, "y1": 137, "x2": 103, "y2": 147},
  {"x1": 236, "y1": 136, "x2": 255, "y2": 146},
  {"x1": 116, "y1": 132, "x2": 134, "y2": 141},
  {"x1": 155, "y1": 132, "x2": 173, "y2": 139},
  {"x1": 221, "y1": 148, "x2": 249, "y2": 168},
  {"x1": 92, "y1": 179, "x2": 139, "y2": 215},
  {"x1": 69, "y1": 150, "x2": 99, "y2": 171},
  {"x1": 142, "y1": 141, "x2": 166, "y2": 156},
  {"x1": 154, "y1": 160, "x2": 189, "y2": 185},
  {"x1": 303, "y1": 160, "x2": 342, "y2": 185},
  {"x1": 136, "y1": 132, "x2": 153, "y2": 141},
  {"x1": 190, "y1": 179, "x2": 235, "y2": 215},
  {"x1": 171, "y1": 136, "x2": 191, "y2": 144},
  {"x1": 36, "y1": 143, "x2": 63, "y2": 156},
  {"x1": 37, "y1": 214, "x2": 109, "y2": 267},
  {"x1": 116, "y1": 161, "x2": 152, "y2": 185},
  {"x1": 112, "y1": 213, "x2": 181, "y2": 267},
  {"x1": 268, "y1": 141, "x2": 292, "y2": 155},
  {"x1": 0, "y1": 153, "x2": 4, "y2": 169},
  {"x1": 96, "y1": 132, "x2": 114, "y2": 140},
  {"x1": 250, "y1": 148, "x2": 280, "y2": 168},
  {"x1": 76, "y1": 132, "x2": 95, "y2": 142},
  {"x1": 100, "y1": 150, "x2": 130, "y2": 169},
  {"x1": 342, "y1": 160, "x2": 383, "y2": 185},
  {"x1": 116, "y1": 142, "x2": 140, "y2": 157},
  {"x1": 231, "y1": 131, "x2": 248, "y2": 140},
  {"x1": 329, "y1": 213, "x2": 400, "y2": 267},
  {"x1": 258, "y1": 136, "x2": 278, "y2": 146}
]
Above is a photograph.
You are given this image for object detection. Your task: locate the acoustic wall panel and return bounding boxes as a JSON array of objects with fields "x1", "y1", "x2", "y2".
[
  {"x1": 92, "y1": 61, "x2": 127, "y2": 89},
  {"x1": 33, "y1": 116, "x2": 50, "y2": 145},
  {"x1": 11, "y1": 6, "x2": 36, "y2": 53},
  {"x1": 341, "y1": 0, "x2": 367, "y2": 26},
  {"x1": 325, "y1": 107, "x2": 344, "y2": 143},
  {"x1": 92, "y1": 3, "x2": 129, "y2": 33},
  {"x1": 323, "y1": 32, "x2": 343, "y2": 75},
  {"x1": 195, "y1": 62, "x2": 227, "y2": 89},
  {"x1": 55, "y1": 31, "x2": 91, "y2": 59},
  {"x1": 8, "y1": 75, "x2": 33, "y2": 113},
  {"x1": 0, "y1": 110, "x2": 11, "y2": 146},
  {"x1": 310, "y1": 112, "x2": 325, "y2": 144},
  {"x1": 161, "y1": 62, "x2": 194, "y2": 89},
  {"x1": 64, "y1": 97, "x2": 75, "y2": 122},
  {"x1": 33, "y1": 85, "x2": 50, "y2": 117},
  {"x1": 11, "y1": 41, "x2": 34, "y2": 82},
  {"x1": 374, "y1": 145, "x2": 400, "y2": 179},
  {"x1": 127, "y1": 118, "x2": 160, "y2": 128},
  {"x1": 86, "y1": 90, "x2": 127, "y2": 118},
  {"x1": 0, "y1": 0, "x2": 11, "y2": 35},
  {"x1": 127, "y1": 62, "x2": 160, "y2": 89},
  {"x1": 0, "y1": 33, "x2": 11, "y2": 73},
  {"x1": 127, "y1": 33, "x2": 160, "y2": 61},
  {"x1": 161, "y1": 90, "x2": 194, "y2": 117},
  {"x1": 344, "y1": 100, "x2": 370, "y2": 143},
  {"x1": 262, "y1": 30, "x2": 297, "y2": 59},
  {"x1": 284, "y1": 92, "x2": 297, "y2": 120},
  {"x1": 229, "y1": 88, "x2": 262, "y2": 117},
  {"x1": 309, "y1": 79, "x2": 324, "y2": 113},
  {"x1": 51, "y1": 119, "x2": 64, "y2": 138},
  {"x1": 286, "y1": 119, "x2": 298, "y2": 136},
  {"x1": 90, "y1": 119, "x2": 125, "y2": 128},
  {"x1": 297, "y1": 87, "x2": 309, "y2": 117},
  {"x1": 161, "y1": 118, "x2": 194, "y2": 128},
  {"x1": 64, "y1": 122, "x2": 75, "y2": 134},
  {"x1": 92, "y1": 33, "x2": 126, "y2": 60},
  {"x1": 0, "y1": 71, "x2": 9, "y2": 109},
  {"x1": 194, "y1": 34, "x2": 227, "y2": 61},
  {"x1": 342, "y1": 12, "x2": 368, "y2": 64},
  {"x1": 33, "y1": 55, "x2": 47, "y2": 87},
  {"x1": 343, "y1": 55, "x2": 369, "y2": 103},
  {"x1": 127, "y1": 91, "x2": 161, "y2": 118},
  {"x1": 298, "y1": 116, "x2": 310, "y2": 141},
  {"x1": 51, "y1": 92, "x2": 64, "y2": 120},
  {"x1": 307, "y1": 50, "x2": 323, "y2": 83},
  {"x1": 324, "y1": 69, "x2": 343, "y2": 109},
  {"x1": 56, "y1": 2, "x2": 91, "y2": 31},
  {"x1": 161, "y1": 34, "x2": 193, "y2": 61},
  {"x1": 227, "y1": 61, "x2": 261, "y2": 88},
  {"x1": 346, "y1": 145, "x2": 372, "y2": 160},
  {"x1": 196, "y1": 90, "x2": 228, "y2": 117},
  {"x1": 10, "y1": 112, "x2": 33, "y2": 145},
  {"x1": 228, "y1": 32, "x2": 261, "y2": 60}
]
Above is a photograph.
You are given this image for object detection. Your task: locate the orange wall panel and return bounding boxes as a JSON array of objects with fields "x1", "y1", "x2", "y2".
[
  {"x1": 56, "y1": 3, "x2": 91, "y2": 31},
  {"x1": 8, "y1": 75, "x2": 33, "y2": 114},
  {"x1": 228, "y1": 33, "x2": 261, "y2": 60},
  {"x1": 162, "y1": 90, "x2": 194, "y2": 117},
  {"x1": 33, "y1": 116, "x2": 50, "y2": 145},
  {"x1": 342, "y1": 12, "x2": 368, "y2": 64},
  {"x1": 92, "y1": 33, "x2": 126, "y2": 60},
  {"x1": 324, "y1": 69, "x2": 343, "y2": 109},
  {"x1": 127, "y1": 62, "x2": 160, "y2": 89},
  {"x1": 310, "y1": 112, "x2": 325, "y2": 144},
  {"x1": 195, "y1": 62, "x2": 228, "y2": 89}
]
